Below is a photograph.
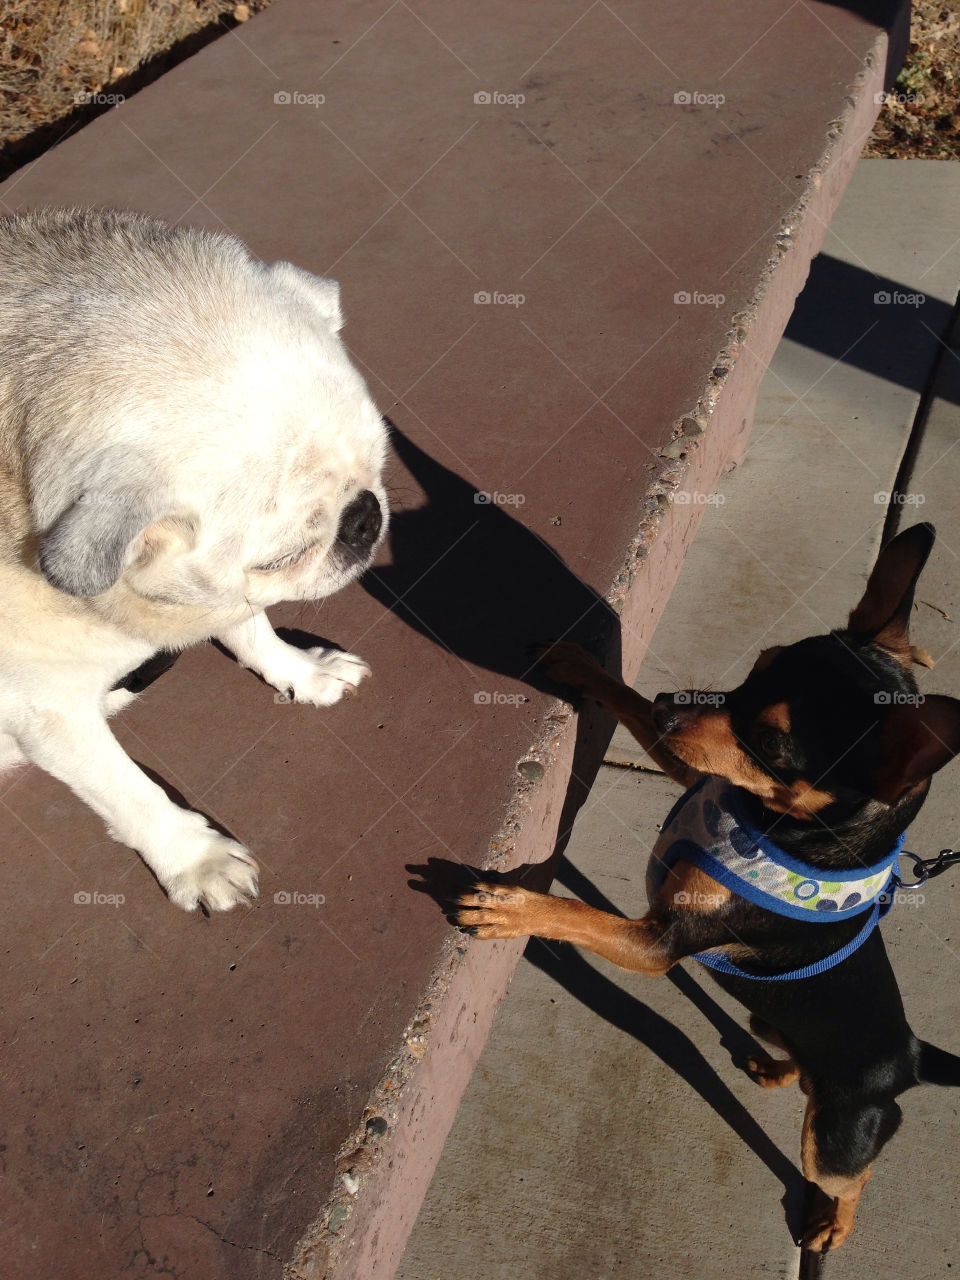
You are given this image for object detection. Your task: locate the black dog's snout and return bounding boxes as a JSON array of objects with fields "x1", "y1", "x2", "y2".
[{"x1": 337, "y1": 490, "x2": 382, "y2": 552}]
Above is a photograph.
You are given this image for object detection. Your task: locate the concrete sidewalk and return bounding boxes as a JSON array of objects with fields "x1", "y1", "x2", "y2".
[{"x1": 399, "y1": 159, "x2": 960, "y2": 1280}]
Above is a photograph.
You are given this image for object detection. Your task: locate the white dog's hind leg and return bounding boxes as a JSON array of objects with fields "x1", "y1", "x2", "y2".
[
  {"x1": 15, "y1": 710, "x2": 258, "y2": 911},
  {"x1": 217, "y1": 613, "x2": 370, "y2": 707}
]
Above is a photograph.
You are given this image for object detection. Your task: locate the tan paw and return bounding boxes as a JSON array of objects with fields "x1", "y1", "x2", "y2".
[
  {"x1": 455, "y1": 881, "x2": 535, "y2": 940},
  {"x1": 801, "y1": 1204, "x2": 853, "y2": 1253},
  {"x1": 747, "y1": 1054, "x2": 801, "y2": 1089}
]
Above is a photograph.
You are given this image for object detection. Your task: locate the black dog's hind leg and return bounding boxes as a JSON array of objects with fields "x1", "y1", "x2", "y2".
[{"x1": 800, "y1": 1091, "x2": 902, "y2": 1251}]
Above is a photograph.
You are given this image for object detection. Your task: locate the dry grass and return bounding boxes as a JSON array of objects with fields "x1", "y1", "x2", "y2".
[
  {"x1": 0, "y1": 0, "x2": 269, "y2": 177},
  {"x1": 864, "y1": 0, "x2": 960, "y2": 159},
  {"x1": 2, "y1": 0, "x2": 235, "y2": 137}
]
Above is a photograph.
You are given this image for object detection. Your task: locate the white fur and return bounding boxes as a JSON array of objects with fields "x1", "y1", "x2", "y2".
[{"x1": 0, "y1": 209, "x2": 389, "y2": 912}]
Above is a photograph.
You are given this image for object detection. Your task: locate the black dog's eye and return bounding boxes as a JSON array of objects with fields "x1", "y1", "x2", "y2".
[{"x1": 758, "y1": 729, "x2": 785, "y2": 759}]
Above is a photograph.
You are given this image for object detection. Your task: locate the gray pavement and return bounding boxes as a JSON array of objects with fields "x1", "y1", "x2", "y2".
[{"x1": 399, "y1": 159, "x2": 960, "y2": 1279}]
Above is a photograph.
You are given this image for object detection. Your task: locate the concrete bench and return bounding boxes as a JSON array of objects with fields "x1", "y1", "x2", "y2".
[{"x1": 0, "y1": 1, "x2": 908, "y2": 1276}]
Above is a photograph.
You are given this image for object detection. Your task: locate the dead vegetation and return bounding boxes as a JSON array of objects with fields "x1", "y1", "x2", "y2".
[
  {"x1": 0, "y1": 0, "x2": 957, "y2": 180},
  {"x1": 0, "y1": 0, "x2": 268, "y2": 178},
  {"x1": 864, "y1": 0, "x2": 960, "y2": 159}
]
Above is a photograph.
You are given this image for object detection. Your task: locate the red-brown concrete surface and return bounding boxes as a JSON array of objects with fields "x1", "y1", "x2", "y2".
[{"x1": 0, "y1": 3, "x2": 906, "y2": 1277}]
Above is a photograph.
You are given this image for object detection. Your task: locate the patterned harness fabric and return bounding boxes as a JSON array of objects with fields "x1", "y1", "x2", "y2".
[{"x1": 650, "y1": 775, "x2": 903, "y2": 980}]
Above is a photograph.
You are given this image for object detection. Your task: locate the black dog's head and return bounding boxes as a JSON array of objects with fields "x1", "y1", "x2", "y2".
[{"x1": 653, "y1": 523, "x2": 960, "y2": 822}]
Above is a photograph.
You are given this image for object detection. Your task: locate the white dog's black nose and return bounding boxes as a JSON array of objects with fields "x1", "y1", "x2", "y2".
[{"x1": 338, "y1": 490, "x2": 382, "y2": 552}]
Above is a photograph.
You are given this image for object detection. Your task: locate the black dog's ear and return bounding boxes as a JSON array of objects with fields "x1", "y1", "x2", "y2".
[
  {"x1": 870, "y1": 694, "x2": 960, "y2": 806},
  {"x1": 848, "y1": 522, "x2": 935, "y2": 657}
]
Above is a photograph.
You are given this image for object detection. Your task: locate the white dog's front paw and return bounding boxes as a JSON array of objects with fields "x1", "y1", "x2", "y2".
[
  {"x1": 161, "y1": 832, "x2": 260, "y2": 912},
  {"x1": 274, "y1": 647, "x2": 371, "y2": 708}
]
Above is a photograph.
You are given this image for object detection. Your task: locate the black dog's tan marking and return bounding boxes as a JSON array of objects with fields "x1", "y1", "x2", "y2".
[{"x1": 458, "y1": 523, "x2": 960, "y2": 1253}]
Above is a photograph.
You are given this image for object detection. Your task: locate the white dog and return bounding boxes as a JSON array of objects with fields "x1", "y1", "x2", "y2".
[{"x1": 0, "y1": 208, "x2": 388, "y2": 911}]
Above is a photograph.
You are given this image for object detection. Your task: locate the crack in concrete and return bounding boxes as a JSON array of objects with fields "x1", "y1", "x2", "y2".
[{"x1": 185, "y1": 1212, "x2": 283, "y2": 1263}]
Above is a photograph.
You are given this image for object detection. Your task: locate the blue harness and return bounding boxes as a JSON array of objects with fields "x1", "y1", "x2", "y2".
[{"x1": 652, "y1": 776, "x2": 903, "y2": 982}]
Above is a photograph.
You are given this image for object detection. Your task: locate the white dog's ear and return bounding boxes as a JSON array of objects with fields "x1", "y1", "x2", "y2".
[
  {"x1": 266, "y1": 261, "x2": 343, "y2": 331},
  {"x1": 40, "y1": 489, "x2": 195, "y2": 597}
]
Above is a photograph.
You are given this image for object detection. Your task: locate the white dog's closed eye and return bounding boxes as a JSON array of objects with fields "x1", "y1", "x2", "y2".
[{"x1": 0, "y1": 206, "x2": 389, "y2": 912}]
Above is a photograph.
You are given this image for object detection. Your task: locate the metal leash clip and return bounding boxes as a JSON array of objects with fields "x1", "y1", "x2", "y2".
[{"x1": 895, "y1": 848, "x2": 960, "y2": 888}]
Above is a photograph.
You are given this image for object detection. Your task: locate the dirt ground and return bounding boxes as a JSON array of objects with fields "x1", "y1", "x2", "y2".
[
  {"x1": 0, "y1": 0, "x2": 270, "y2": 178},
  {"x1": 864, "y1": 0, "x2": 960, "y2": 160},
  {"x1": 0, "y1": 0, "x2": 957, "y2": 178}
]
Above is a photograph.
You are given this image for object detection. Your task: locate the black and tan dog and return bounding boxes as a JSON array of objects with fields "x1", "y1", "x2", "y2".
[{"x1": 457, "y1": 522, "x2": 960, "y2": 1252}]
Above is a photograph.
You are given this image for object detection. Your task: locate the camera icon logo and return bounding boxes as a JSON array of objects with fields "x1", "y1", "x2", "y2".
[
  {"x1": 674, "y1": 91, "x2": 692, "y2": 105},
  {"x1": 474, "y1": 91, "x2": 492, "y2": 104},
  {"x1": 274, "y1": 91, "x2": 292, "y2": 104},
  {"x1": 674, "y1": 290, "x2": 692, "y2": 305},
  {"x1": 274, "y1": 891, "x2": 292, "y2": 904},
  {"x1": 674, "y1": 691, "x2": 692, "y2": 705},
  {"x1": 474, "y1": 291, "x2": 492, "y2": 304},
  {"x1": 74, "y1": 891, "x2": 92, "y2": 904},
  {"x1": 474, "y1": 691, "x2": 491, "y2": 704},
  {"x1": 874, "y1": 291, "x2": 891, "y2": 304}
]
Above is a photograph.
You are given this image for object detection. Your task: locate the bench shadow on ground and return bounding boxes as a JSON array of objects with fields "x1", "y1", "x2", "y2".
[{"x1": 782, "y1": 255, "x2": 957, "y2": 404}]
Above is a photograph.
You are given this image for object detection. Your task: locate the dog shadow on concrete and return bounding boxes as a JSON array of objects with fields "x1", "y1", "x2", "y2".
[
  {"x1": 387, "y1": 421, "x2": 811, "y2": 1235},
  {"x1": 361, "y1": 422, "x2": 620, "y2": 695},
  {"x1": 408, "y1": 845, "x2": 810, "y2": 1240}
]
